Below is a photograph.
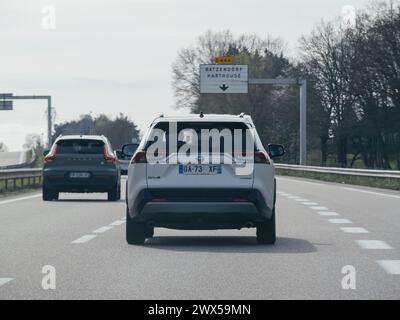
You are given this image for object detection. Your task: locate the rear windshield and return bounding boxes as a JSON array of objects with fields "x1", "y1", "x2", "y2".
[
  {"x1": 146, "y1": 121, "x2": 260, "y2": 153},
  {"x1": 56, "y1": 139, "x2": 104, "y2": 154}
]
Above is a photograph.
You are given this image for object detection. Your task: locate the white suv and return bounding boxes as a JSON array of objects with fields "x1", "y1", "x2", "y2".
[{"x1": 126, "y1": 114, "x2": 284, "y2": 245}]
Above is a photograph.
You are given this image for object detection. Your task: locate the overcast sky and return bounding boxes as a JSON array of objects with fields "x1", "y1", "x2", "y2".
[{"x1": 0, "y1": 0, "x2": 374, "y2": 151}]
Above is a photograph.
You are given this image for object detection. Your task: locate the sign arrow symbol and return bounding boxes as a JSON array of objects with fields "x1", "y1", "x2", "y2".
[{"x1": 220, "y1": 84, "x2": 229, "y2": 92}]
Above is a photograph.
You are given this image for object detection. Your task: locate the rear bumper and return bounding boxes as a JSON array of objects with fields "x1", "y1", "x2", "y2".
[
  {"x1": 128, "y1": 188, "x2": 274, "y2": 229},
  {"x1": 43, "y1": 169, "x2": 118, "y2": 192}
]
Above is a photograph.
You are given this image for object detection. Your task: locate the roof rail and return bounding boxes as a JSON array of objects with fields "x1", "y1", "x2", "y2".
[{"x1": 200, "y1": 111, "x2": 204, "y2": 118}]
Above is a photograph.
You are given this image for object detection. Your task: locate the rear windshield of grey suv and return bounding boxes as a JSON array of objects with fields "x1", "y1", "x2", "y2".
[{"x1": 56, "y1": 139, "x2": 104, "y2": 154}]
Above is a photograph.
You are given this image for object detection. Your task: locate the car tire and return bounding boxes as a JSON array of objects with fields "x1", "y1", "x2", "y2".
[
  {"x1": 256, "y1": 208, "x2": 276, "y2": 245},
  {"x1": 42, "y1": 187, "x2": 58, "y2": 201},
  {"x1": 117, "y1": 184, "x2": 121, "y2": 200},
  {"x1": 145, "y1": 227, "x2": 154, "y2": 238},
  {"x1": 108, "y1": 183, "x2": 120, "y2": 201},
  {"x1": 126, "y1": 208, "x2": 146, "y2": 245}
]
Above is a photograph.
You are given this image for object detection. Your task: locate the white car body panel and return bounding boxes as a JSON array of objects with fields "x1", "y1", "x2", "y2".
[{"x1": 126, "y1": 114, "x2": 277, "y2": 228}]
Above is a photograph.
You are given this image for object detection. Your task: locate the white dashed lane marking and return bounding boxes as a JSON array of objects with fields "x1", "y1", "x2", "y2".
[
  {"x1": 0, "y1": 278, "x2": 14, "y2": 287},
  {"x1": 279, "y1": 189, "x2": 398, "y2": 274},
  {"x1": 318, "y1": 211, "x2": 339, "y2": 216},
  {"x1": 311, "y1": 206, "x2": 329, "y2": 211},
  {"x1": 93, "y1": 226, "x2": 114, "y2": 234},
  {"x1": 110, "y1": 220, "x2": 126, "y2": 226},
  {"x1": 340, "y1": 227, "x2": 369, "y2": 233},
  {"x1": 356, "y1": 240, "x2": 392, "y2": 250},
  {"x1": 71, "y1": 234, "x2": 97, "y2": 244},
  {"x1": 376, "y1": 261, "x2": 400, "y2": 275},
  {"x1": 328, "y1": 219, "x2": 352, "y2": 224}
]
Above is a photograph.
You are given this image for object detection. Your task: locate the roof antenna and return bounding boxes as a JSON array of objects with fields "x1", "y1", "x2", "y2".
[{"x1": 200, "y1": 111, "x2": 204, "y2": 118}]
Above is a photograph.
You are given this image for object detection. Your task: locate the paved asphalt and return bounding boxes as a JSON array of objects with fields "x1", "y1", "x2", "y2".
[
  {"x1": 0, "y1": 176, "x2": 399, "y2": 299},
  {"x1": 0, "y1": 152, "x2": 22, "y2": 167}
]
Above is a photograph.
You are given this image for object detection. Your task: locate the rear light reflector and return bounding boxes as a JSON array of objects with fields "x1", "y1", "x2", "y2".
[
  {"x1": 44, "y1": 145, "x2": 58, "y2": 163},
  {"x1": 132, "y1": 151, "x2": 147, "y2": 163},
  {"x1": 48, "y1": 175, "x2": 64, "y2": 179},
  {"x1": 103, "y1": 145, "x2": 116, "y2": 163},
  {"x1": 95, "y1": 175, "x2": 112, "y2": 179},
  {"x1": 254, "y1": 151, "x2": 270, "y2": 164}
]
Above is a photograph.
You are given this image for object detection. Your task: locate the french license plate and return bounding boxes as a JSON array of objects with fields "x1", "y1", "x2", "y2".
[
  {"x1": 69, "y1": 172, "x2": 90, "y2": 178},
  {"x1": 179, "y1": 164, "x2": 222, "y2": 175}
]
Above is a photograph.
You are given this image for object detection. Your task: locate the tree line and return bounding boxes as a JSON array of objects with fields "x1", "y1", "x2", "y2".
[
  {"x1": 53, "y1": 113, "x2": 140, "y2": 150},
  {"x1": 172, "y1": 1, "x2": 400, "y2": 169}
]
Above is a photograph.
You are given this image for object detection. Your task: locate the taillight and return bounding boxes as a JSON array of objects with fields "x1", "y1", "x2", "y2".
[
  {"x1": 103, "y1": 145, "x2": 116, "y2": 163},
  {"x1": 236, "y1": 151, "x2": 270, "y2": 164},
  {"x1": 254, "y1": 151, "x2": 270, "y2": 164},
  {"x1": 44, "y1": 145, "x2": 57, "y2": 163},
  {"x1": 131, "y1": 151, "x2": 147, "y2": 163}
]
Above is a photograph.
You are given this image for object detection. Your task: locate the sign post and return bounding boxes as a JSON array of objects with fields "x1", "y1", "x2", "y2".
[{"x1": 0, "y1": 93, "x2": 53, "y2": 148}]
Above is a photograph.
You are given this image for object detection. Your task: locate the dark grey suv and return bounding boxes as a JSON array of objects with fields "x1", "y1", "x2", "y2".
[{"x1": 42, "y1": 135, "x2": 121, "y2": 201}]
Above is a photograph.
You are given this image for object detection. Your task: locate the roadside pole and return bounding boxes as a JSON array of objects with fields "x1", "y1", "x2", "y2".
[
  {"x1": 200, "y1": 58, "x2": 308, "y2": 165},
  {"x1": 0, "y1": 94, "x2": 53, "y2": 148}
]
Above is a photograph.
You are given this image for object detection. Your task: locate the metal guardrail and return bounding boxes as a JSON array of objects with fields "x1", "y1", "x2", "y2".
[
  {"x1": 274, "y1": 163, "x2": 400, "y2": 179},
  {"x1": 0, "y1": 168, "x2": 42, "y2": 192},
  {"x1": 1, "y1": 164, "x2": 399, "y2": 193}
]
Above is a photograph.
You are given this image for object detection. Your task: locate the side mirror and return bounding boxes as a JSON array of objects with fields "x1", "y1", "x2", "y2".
[
  {"x1": 43, "y1": 149, "x2": 50, "y2": 157},
  {"x1": 268, "y1": 144, "x2": 285, "y2": 158},
  {"x1": 122, "y1": 143, "x2": 139, "y2": 158}
]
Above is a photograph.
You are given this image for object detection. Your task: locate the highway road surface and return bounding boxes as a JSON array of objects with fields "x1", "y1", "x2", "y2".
[{"x1": 0, "y1": 176, "x2": 399, "y2": 299}]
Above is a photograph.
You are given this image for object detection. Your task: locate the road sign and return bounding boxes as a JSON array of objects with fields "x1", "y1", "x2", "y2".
[
  {"x1": 214, "y1": 56, "x2": 234, "y2": 64},
  {"x1": 0, "y1": 100, "x2": 13, "y2": 110},
  {"x1": 0, "y1": 93, "x2": 13, "y2": 99},
  {"x1": 200, "y1": 64, "x2": 248, "y2": 94}
]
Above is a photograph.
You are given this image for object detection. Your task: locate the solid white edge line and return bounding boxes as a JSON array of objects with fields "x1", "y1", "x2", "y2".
[
  {"x1": 341, "y1": 187, "x2": 400, "y2": 200},
  {"x1": 276, "y1": 177, "x2": 324, "y2": 186},
  {"x1": 110, "y1": 220, "x2": 126, "y2": 226},
  {"x1": 0, "y1": 278, "x2": 14, "y2": 287},
  {"x1": 0, "y1": 194, "x2": 41, "y2": 205},
  {"x1": 93, "y1": 226, "x2": 114, "y2": 234},
  {"x1": 71, "y1": 234, "x2": 97, "y2": 244}
]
